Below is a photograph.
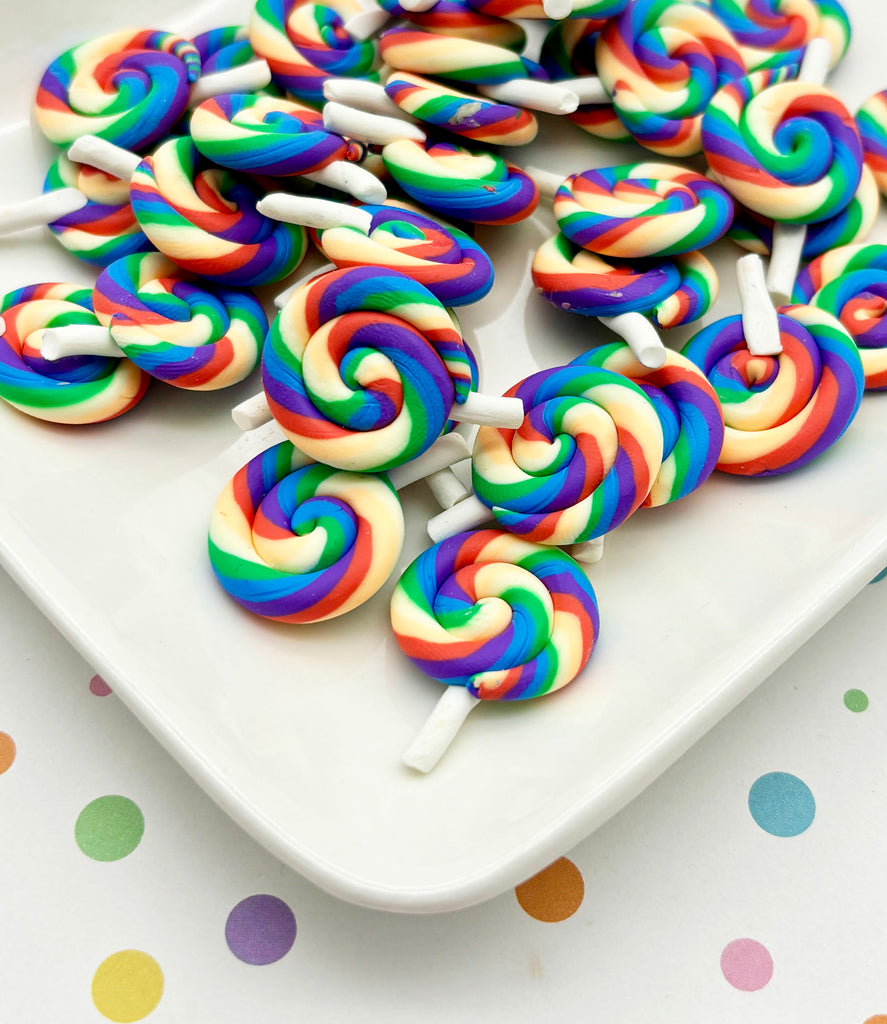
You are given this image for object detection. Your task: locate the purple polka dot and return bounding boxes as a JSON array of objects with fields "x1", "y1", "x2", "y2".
[
  {"x1": 89, "y1": 675, "x2": 112, "y2": 697},
  {"x1": 721, "y1": 938, "x2": 773, "y2": 991},
  {"x1": 225, "y1": 895, "x2": 296, "y2": 965}
]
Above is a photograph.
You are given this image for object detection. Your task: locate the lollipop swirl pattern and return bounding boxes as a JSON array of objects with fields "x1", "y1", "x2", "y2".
[
  {"x1": 34, "y1": 28, "x2": 201, "y2": 150},
  {"x1": 192, "y1": 25, "x2": 257, "y2": 74},
  {"x1": 190, "y1": 93, "x2": 350, "y2": 175},
  {"x1": 793, "y1": 243, "x2": 887, "y2": 391},
  {"x1": 702, "y1": 67, "x2": 864, "y2": 224},
  {"x1": 377, "y1": 0, "x2": 526, "y2": 48},
  {"x1": 208, "y1": 439, "x2": 404, "y2": 623},
  {"x1": 249, "y1": 0, "x2": 377, "y2": 106},
  {"x1": 681, "y1": 304, "x2": 864, "y2": 474},
  {"x1": 390, "y1": 528, "x2": 600, "y2": 701},
  {"x1": 532, "y1": 234, "x2": 718, "y2": 329},
  {"x1": 570, "y1": 342, "x2": 725, "y2": 506},
  {"x1": 382, "y1": 140, "x2": 539, "y2": 224},
  {"x1": 856, "y1": 90, "x2": 887, "y2": 197},
  {"x1": 93, "y1": 252, "x2": 269, "y2": 390},
  {"x1": 0, "y1": 283, "x2": 149, "y2": 423},
  {"x1": 262, "y1": 266, "x2": 473, "y2": 471},
  {"x1": 313, "y1": 202, "x2": 495, "y2": 306},
  {"x1": 552, "y1": 163, "x2": 735, "y2": 258},
  {"x1": 43, "y1": 153, "x2": 154, "y2": 267},
  {"x1": 471, "y1": 364, "x2": 664, "y2": 545},
  {"x1": 129, "y1": 136, "x2": 308, "y2": 286},
  {"x1": 595, "y1": 0, "x2": 748, "y2": 157}
]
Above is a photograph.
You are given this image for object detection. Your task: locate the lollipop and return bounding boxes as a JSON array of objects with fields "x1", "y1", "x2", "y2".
[
  {"x1": 0, "y1": 282, "x2": 149, "y2": 424},
  {"x1": 192, "y1": 25, "x2": 258, "y2": 74},
  {"x1": 392, "y1": 528, "x2": 600, "y2": 771},
  {"x1": 569, "y1": 342, "x2": 725, "y2": 507},
  {"x1": 551, "y1": 163, "x2": 735, "y2": 259},
  {"x1": 793, "y1": 243, "x2": 887, "y2": 391},
  {"x1": 539, "y1": 17, "x2": 630, "y2": 142},
  {"x1": 704, "y1": 0, "x2": 851, "y2": 72},
  {"x1": 381, "y1": 139, "x2": 539, "y2": 224},
  {"x1": 378, "y1": 0, "x2": 528, "y2": 46},
  {"x1": 595, "y1": 0, "x2": 748, "y2": 157},
  {"x1": 67, "y1": 135, "x2": 310, "y2": 287},
  {"x1": 252, "y1": 265, "x2": 521, "y2": 472},
  {"x1": 189, "y1": 92, "x2": 355, "y2": 175},
  {"x1": 681, "y1": 301, "x2": 864, "y2": 475},
  {"x1": 208, "y1": 439, "x2": 404, "y2": 623},
  {"x1": 702, "y1": 50, "x2": 864, "y2": 301},
  {"x1": 41, "y1": 252, "x2": 266, "y2": 391},
  {"x1": 262, "y1": 197, "x2": 495, "y2": 305},
  {"x1": 248, "y1": 0, "x2": 378, "y2": 106},
  {"x1": 383, "y1": 71, "x2": 538, "y2": 146},
  {"x1": 34, "y1": 29, "x2": 201, "y2": 151},
  {"x1": 856, "y1": 89, "x2": 887, "y2": 197},
  {"x1": 531, "y1": 233, "x2": 718, "y2": 364}
]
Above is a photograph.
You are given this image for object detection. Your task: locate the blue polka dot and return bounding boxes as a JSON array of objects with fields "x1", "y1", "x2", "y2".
[
  {"x1": 748, "y1": 772, "x2": 815, "y2": 837},
  {"x1": 869, "y1": 566, "x2": 887, "y2": 584}
]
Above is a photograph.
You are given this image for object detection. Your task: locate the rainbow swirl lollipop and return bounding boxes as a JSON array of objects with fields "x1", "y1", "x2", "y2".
[
  {"x1": 90, "y1": 252, "x2": 268, "y2": 390},
  {"x1": 0, "y1": 283, "x2": 149, "y2": 424},
  {"x1": 129, "y1": 136, "x2": 308, "y2": 286},
  {"x1": 595, "y1": 0, "x2": 747, "y2": 157},
  {"x1": 793, "y1": 243, "x2": 887, "y2": 391},
  {"x1": 313, "y1": 202, "x2": 494, "y2": 306},
  {"x1": 532, "y1": 234, "x2": 718, "y2": 330},
  {"x1": 552, "y1": 163, "x2": 735, "y2": 259},
  {"x1": 570, "y1": 342, "x2": 725, "y2": 507},
  {"x1": 192, "y1": 25, "x2": 257, "y2": 74},
  {"x1": 261, "y1": 266, "x2": 473, "y2": 471},
  {"x1": 378, "y1": 0, "x2": 526, "y2": 48},
  {"x1": 34, "y1": 28, "x2": 201, "y2": 151},
  {"x1": 391, "y1": 528, "x2": 599, "y2": 699},
  {"x1": 379, "y1": 25, "x2": 530, "y2": 86},
  {"x1": 249, "y1": 0, "x2": 378, "y2": 106},
  {"x1": 681, "y1": 304, "x2": 864, "y2": 475},
  {"x1": 42, "y1": 153, "x2": 154, "y2": 267},
  {"x1": 470, "y1": 363, "x2": 664, "y2": 545},
  {"x1": 381, "y1": 140, "x2": 539, "y2": 224},
  {"x1": 209, "y1": 439, "x2": 404, "y2": 623},
  {"x1": 190, "y1": 93, "x2": 352, "y2": 175},
  {"x1": 856, "y1": 90, "x2": 887, "y2": 197},
  {"x1": 540, "y1": 17, "x2": 629, "y2": 142},
  {"x1": 702, "y1": 67, "x2": 863, "y2": 225},
  {"x1": 704, "y1": 0, "x2": 851, "y2": 72},
  {"x1": 383, "y1": 72, "x2": 538, "y2": 147}
]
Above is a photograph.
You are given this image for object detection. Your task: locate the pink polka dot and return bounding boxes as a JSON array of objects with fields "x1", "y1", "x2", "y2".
[
  {"x1": 89, "y1": 675, "x2": 112, "y2": 697},
  {"x1": 721, "y1": 938, "x2": 773, "y2": 991}
]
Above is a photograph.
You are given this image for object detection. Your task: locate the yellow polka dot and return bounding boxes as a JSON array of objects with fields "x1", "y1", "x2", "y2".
[
  {"x1": 515, "y1": 856, "x2": 585, "y2": 922},
  {"x1": 92, "y1": 950, "x2": 163, "y2": 1022},
  {"x1": 0, "y1": 732, "x2": 16, "y2": 774}
]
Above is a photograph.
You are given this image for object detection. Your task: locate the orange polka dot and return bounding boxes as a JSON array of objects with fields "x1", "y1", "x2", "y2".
[
  {"x1": 0, "y1": 733, "x2": 16, "y2": 774},
  {"x1": 863, "y1": 1017, "x2": 887, "y2": 1023},
  {"x1": 515, "y1": 857, "x2": 584, "y2": 922}
]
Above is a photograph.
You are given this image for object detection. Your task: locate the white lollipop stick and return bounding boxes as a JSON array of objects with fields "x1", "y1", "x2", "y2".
[
  {"x1": 67, "y1": 136, "x2": 140, "y2": 181},
  {"x1": 387, "y1": 432, "x2": 470, "y2": 489},
  {"x1": 598, "y1": 313, "x2": 667, "y2": 369},
  {"x1": 765, "y1": 37, "x2": 833, "y2": 303},
  {"x1": 301, "y1": 160, "x2": 387, "y2": 203},
  {"x1": 39, "y1": 324, "x2": 123, "y2": 360},
  {"x1": 257, "y1": 193, "x2": 373, "y2": 233},
  {"x1": 738, "y1": 253, "x2": 782, "y2": 356},
  {"x1": 568, "y1": 536, "x2": 605, "y2": 564},
  {"x1": 542, "y1": 0, "x2": 573, "y2": 17},
  {"x1": 402, "y1": 684, "x2": 479, "y2": 773},
  {"x1": 523, "y1": 164, "x2": 565, "y2": 198},
  {"x1": 399, "y1": 0, "x2": 439, "y2": 10},
  {"x1": 323, "y1": 101, "x2": 426, "y2": 144},
  {"x1": 188, "y1": 61, "x2": 272, "y2": 107},
  {"x1": 425, "y1": 464, "x2": 471, "y2": 508},
  {"x1": 232, "y1": 391, "x2": 272, "y2": 431},
  {"x1": 554, "y1": 76, "x2": 609, "y2": 105},
  {"x1": 476, "y1": 80, "x2": 579, "y2": 115},
  {"x1": 426, "y1": 492, "x2": 491, "y2": 542},
  {"x1": 323, "y1": 79, "x2": 406, "y2": 119},
  {"x1": 343, "y1": 6, "x2": 392, "y2": 39},
  {"x1": 0, "y1": 188, "x2": 89, "y2": 235}
]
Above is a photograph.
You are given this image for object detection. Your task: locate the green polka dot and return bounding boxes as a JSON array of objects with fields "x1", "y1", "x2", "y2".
[
  {"x1": 76, "y1": 796, "x2": 144, "y2": 862},
  {"x1": 844, "y1": 689, "x2": 869, "y2": 713}
]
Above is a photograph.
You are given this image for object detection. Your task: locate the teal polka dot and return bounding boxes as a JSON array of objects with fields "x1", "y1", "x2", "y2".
[
  {"x1": 844, "y1": 689, "x2": 869, "y2": 713},
  {"x1": 748, "y1": 772, "x2": 815, "y2": 837},
  {"x1": 869, "y1": 566, "x2": 887, "y2": 584}
]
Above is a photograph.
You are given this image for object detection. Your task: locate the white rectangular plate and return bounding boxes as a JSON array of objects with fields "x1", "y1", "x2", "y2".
[{"x1": 2, "y1": 0, "x2": 886, "y2": 912}]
